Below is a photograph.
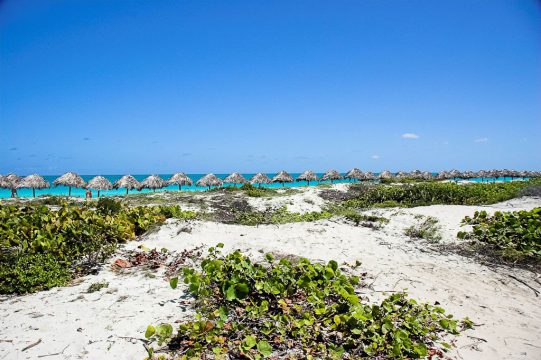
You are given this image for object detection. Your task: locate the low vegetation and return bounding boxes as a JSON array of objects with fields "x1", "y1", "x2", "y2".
[
  {"x1": 146, "y1": 245, "x2": 472, "y2": 359},
  {"x1": 0, "y1": 201, "x2": 197, "y2": 294},
  {"x1": 234, "y1": 206, "x2": 333, "y2": 226},
  {"x1": 342, "y1": 179, "x2": 541, "y2": 209},
  {"x1": 405, "y1": 216, "x2": 442, "y2": 242},
  {"x1": 457, "y1": 208, "x2": 541, "y2": 263}
]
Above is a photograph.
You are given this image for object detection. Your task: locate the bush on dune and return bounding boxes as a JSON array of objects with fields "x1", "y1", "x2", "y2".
[
  {"x1": 0, "y1": 201, "x2": 198, "y2": 294},
  {"x1": 146, "y1": 245, "x2": 473, "y2": 359}
]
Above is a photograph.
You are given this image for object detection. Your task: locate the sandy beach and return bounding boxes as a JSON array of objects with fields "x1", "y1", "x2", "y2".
[{"x1": 0, "y1": 184, "x2": 539, "y2": 360}]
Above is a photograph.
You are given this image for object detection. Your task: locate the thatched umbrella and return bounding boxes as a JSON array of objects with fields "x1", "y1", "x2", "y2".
[
  {"x1": 421, "y1": 171, "x2": 433, "y2": 180},
  {"x1": 436, "y1": 171, "x2": 449, "y2": 180},
  {"x1": 223, "y1": 172, "x2": 248, "y2": 186},
  {"x1": 321, "y1": 170, "x2": 343, "y2": 184},
  {"x1": 53, "y1": 172, "x2": 86, "y2": 196},
  {"x1": 379, "y1": 170, "x2": 393, "y2": 180},
  {"x1": 476, "y1": 170, "x2": 488, "y2": 182},
  {"x1": 87, "y1": 176, "x2": 113, "y2": 197},
  {"x1": 196, "y1": 173, "x2": 223, "y2": 190},
  {"x1": 168, "y1": 172, "x2": 193, "y2": 190},
  {"x1": 141, "y1": 175, "x2": 167, "y2": 192},
  {"x1": 114, "y1": 175, "x2": 141, "y2": 195},
  {"x1": 462, "y1": 171, "x2": 476, "y2": 180},
  {"x1": 250, "y1": 173, "x2": 271, "y2": 188},
  {"x1": 410, "y1": 170, "x2": 423, "y2": 179},
  {"x1": 272, "y1": 171, "x2": 294, "y2": 187},
  {"x1": 344, "y1": 168, "x2": 363, "y2": 182},
  {"x1": 364, "y1": 171, "x2": 376, "y2": 181},
  {"x1": 396, "y1": 171, "x2": 409, "y2": 179},
  {"x1": 0, "y1": 174, "x2": 21, "y2": 197},
  {"x1": 17, "y1": 174, "x2": 50, "y2": 197},
  {"x1": 489, "y1": 169, "x2": 501, "y2": 182},
  {"x1": 296, "y1": 170, "x2": 318, "y2": 186}
]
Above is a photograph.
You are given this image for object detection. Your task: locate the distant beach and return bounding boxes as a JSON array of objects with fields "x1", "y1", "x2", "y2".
[{"x1": 0, "y1": 173, "x2": 526, "y2": 199}]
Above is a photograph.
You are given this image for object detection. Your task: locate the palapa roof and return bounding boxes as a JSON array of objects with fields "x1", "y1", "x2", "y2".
[
  {"x1": 436, "y1": 171, "x2": 449, "y2": 180},
  {"x1": 114, "y1": 175, "x2": 141, "y2": 190},
  {"x1": 196, "y1": 173, "x2": 223, "y2": 187},
  {"x1": 272, "y1": 170, "x2": 294, "y2": 183},
  {"x1": 296, "y1": 170, "x2": 318, "y2": 182},
  {"x1": 168, "y1": 172, "x2": 193, "y2": 186},
  {"x1": 53, "y1": 172, "x2": 86, "y2": 188},
  {"x1": 17, "y1": 174, "x2": 50, "y2": 189},
  {"x1": 86, "y1": 176, "x2": 113, "y2": 190},
  {"x1": 421, "y1": 171, "x2": 433, "y2": 180},
  {"x1": 321, "y1": 170, "x2": 343, "y2": 181},
  {"x1": 364, "y1": 171, "x2": 376, "y2": 180},
  {"x1": 141, "y1": 175, "x2": 167, "y2": 190},
  {"x1": 448, "y1": 169, "x2": 462, "y2": 178},
  {"x1": 395, "y1": 171, "x2": 406, "y2": 178},
  {"x1": 344, "y1": 168, "x2": 363, "y2": 180},
  {"x1": 0, "y1": 173, "x2": 21, "y2": 189},
  {"x1": 379, "y1": 170, "x2": 393, "y2": 179},
  {"x1": 223, "y1": 172, "x2": 248, "y2": 184},
  {"x1": 250, "y1": 173, "x2": 271, "y2": 185}
]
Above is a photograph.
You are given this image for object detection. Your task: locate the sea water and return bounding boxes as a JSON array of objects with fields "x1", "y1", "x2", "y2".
[{"x1": 0, "y1": 173, "x2": 525, "y2": 199}]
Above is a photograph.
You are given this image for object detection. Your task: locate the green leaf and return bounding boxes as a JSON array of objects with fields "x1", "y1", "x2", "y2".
[
  {"x1": 144, "y1": 325, "x2": 155, "y2": 339},
  {"x1": 257, "y1": 340, "x2": 273, "y2": 357},
  {"x1": 169, "y1": 277, "x2": 178, "y2": 289},
  {"x1": 243, "y1": 335, "x2": 257, "y2": 349},
  {"x1": 235, "y1": 283, "x2": 250, "y2": 299}
]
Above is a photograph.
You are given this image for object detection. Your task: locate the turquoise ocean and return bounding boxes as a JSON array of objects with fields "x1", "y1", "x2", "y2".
[{"x1": 0, "y1": 173, "x2": 520, "y2": 199}]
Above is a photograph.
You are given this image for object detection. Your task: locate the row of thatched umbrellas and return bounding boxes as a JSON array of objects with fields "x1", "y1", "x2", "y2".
[{"x1": 1, "y1": 169, "x2": 539, "y2": 198}]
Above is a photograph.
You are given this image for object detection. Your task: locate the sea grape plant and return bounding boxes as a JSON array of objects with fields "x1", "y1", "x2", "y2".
[{"x1": 145, "y1": 245, "x2": 473, "y2": 359}]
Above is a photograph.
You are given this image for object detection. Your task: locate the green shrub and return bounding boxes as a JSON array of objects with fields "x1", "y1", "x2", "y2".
[
  {"x1": 0, "y1": 252, "x2": 70, "y2": 294},
  {"x1": 344, "y1": 180, "x2": 541, "y2": 209},
  {"x1": 458, "y1": 208, "x2": 541, "y2": 262},
  {"x1": 234, "y1": 206, "x2": 332, "y2": 226},
  {"x1": 405, "y1": 216, "x2": 442, "y2": 242},
  {"x1": 0, "y1": 203, "x2": 197, "y2": 294},
  {"x1": 96, "y1": 197, "x2": 123, "y2": 215},
  {"x1": 147, "y1": 245, "x2": 472, "y2": 358}
]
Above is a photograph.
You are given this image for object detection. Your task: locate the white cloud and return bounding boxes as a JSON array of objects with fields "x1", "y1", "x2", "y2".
[
  {"x1": 474, "y1": 138, "x2": 488, "y2": 143},
  {"x1": 371, "y1": 155, "x2": 380, "y2": 159},
  {"x1": 401, "y1": 133, "x2": 419, "y2": 139}
]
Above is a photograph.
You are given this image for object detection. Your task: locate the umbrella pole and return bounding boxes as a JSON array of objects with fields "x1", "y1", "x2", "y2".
[
  {"x1": 69, "y1": 187, "x2": 72, "y2": 197},
  {"x1": 33, "y1": 188, "x2": 35, "y2": 198},
  {"x1": 98, "y1": 190, "x2": 101, "y2": 197},
  {"x1": 179, "y1": 184, "x2": 181, "y2": 191}
]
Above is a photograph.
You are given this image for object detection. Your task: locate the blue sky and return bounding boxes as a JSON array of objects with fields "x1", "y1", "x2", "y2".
[{"x1": 1, "y1": 0, "x2": 540, "y2": 175}]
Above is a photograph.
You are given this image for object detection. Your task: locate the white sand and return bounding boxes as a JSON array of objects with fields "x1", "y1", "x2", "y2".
[{"x1": 1, "y1": 191, "x2": 540, "y2": 360}]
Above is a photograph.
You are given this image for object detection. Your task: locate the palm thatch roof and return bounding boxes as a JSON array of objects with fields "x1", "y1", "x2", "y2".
[
  {"x1": 421, "y1": 171, "x2": 433, "y2": 180},
  {"x1": 114, "y1": 175, "x2": 141, "y2": 191},
  {"x1": 17, "y1": 174, "x2": 50, "y2": 190},
  {"x1": 196, "y1": 173, "x2": 223, "y2": 188},
  {"x1": 53, "y1": 172, "x2": 86, "y2": 188},
  {"x1": 87, "y1": 176, "x2": 113, "y2": 190},
  {"x1": 379, "y1": 170, "x2": 393, "y2": 179},
  {"x1": 0, "y1": 173, "x2": 21, "y2": 189},
  {"x1": 250, "y1": 173, "x2": 271, "y2": 186},
  {"x1": 344, "y1": 168, "x2": 363, "y2": 181},
  {"x1": 364, "y1": 171, "x2": 376, "y2": 180},
  {"x1": 462, "y1": 171, "x2": 476, "y2": 179},
  {"x1": 396, "y1": 171, "x2": 409, "y2": 179},
  {"x1": 410, "y1": 170, "x2": 423, "y2": 179},
  {"x1": 168, "y1": 172, "x2": 193, "y2": 187},
  {"x1": 448, "y1": 169, "x2": 462, "y2": 179},
  {"x1": 296, "y1": 170, "x2": 318, "y2": 182},
  {"x1": 141, "y1": 175, "x2": 167, "y2": 190},
  {"x1": 321, "y1": 170, "x2": 343, "y2": 182},
  {"x1": 272, "y1": 171, "x2": 294, "y2": 184},
  {"x1": 224, "y1": 172, "x2": 248, "y2": 185},
  {"x1": 436, "y1": 171, "x2": 449, "y2": 180}
]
